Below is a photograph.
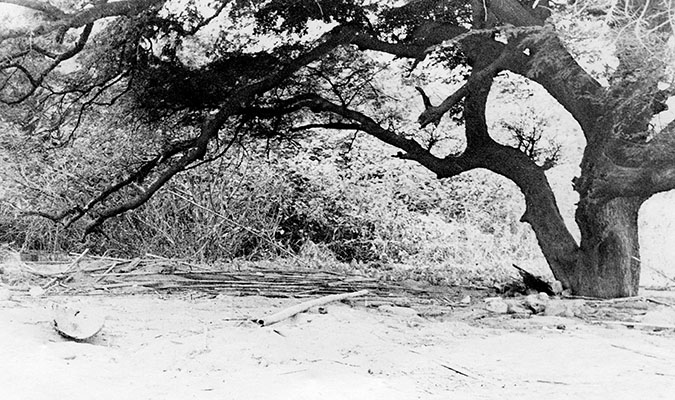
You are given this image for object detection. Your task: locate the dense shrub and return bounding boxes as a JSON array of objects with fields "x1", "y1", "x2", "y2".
[{"x1": 0, "y1": 120, "x2": 544, "y2": 273}]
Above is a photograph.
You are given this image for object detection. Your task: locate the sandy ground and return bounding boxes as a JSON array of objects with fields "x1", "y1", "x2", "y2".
[{"x1": 1, "y1": 292, "x2": 675, "y2": 400}]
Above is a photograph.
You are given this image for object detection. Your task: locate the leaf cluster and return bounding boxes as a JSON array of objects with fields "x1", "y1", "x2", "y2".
[
  {"x1": 254, "y1": 0, "x2": 369, "y2": 35},
  {"x1": 375, "y1": 0, "x2": 471, "y2": 42}
]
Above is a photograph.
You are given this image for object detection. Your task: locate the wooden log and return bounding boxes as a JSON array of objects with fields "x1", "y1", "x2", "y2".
[{"x1": 255, "y1": 289, "x2": 370, "y2": 326}]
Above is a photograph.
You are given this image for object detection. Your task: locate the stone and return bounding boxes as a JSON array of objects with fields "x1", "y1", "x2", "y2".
[
  {"x1": 543, "y1": 299, "x2": 587, "y2": 317},
  {"x1": 551, "y1": 280, "x2": 564, "y2": 295},
  {"x1": 485, "y1": 298, "x2": 509, "y2": 314},
  {"x1": 543, "y1": 300, "x2": 573, "y2": 317},
  {"x1": 526, "y1": 293, "x2": 548, "y2": 314},
  {"x1": 506, "y1": 301, "x2": 532, "y2": 315},
  {"x1": 378, "y1": 305, "x2": 419, "y2": 317},
  {"x1": 0, "y1": 286, "x2": 12, "y2": 301}
]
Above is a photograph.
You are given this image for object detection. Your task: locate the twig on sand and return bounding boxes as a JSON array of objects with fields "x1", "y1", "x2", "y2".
[
  {"x1": 610, "y1": 344, "x2": 663, "y2": 360},
  {"x1": 531, "y1": 379, "x2": 570, "y2": 385},
  {"x1": 408, "y1": 349, "x2": 481, "y2": 381},
  {"x1": 254, "y1": 289, "x2": 370, "y2": 326},
  {"x1": 645, "y1": 298, "x2": 674, "y2": 307},
  {"x1": 439, "y1": 363, "x2": 472, "y2": 378}
]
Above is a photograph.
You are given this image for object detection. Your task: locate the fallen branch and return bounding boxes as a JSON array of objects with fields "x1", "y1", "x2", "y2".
[{"x1": 255, "y1": 289, "x2": 370, "y2": 326}]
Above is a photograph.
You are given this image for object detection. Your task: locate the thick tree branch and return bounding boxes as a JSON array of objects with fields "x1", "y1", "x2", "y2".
[
  {"x1": 414, "y1": 86, "x2": 441, "y2": 127},
  {"x1": 354, "y1": 10, "x2": 604, "y2": 139},
  {"x1": 0, "y1": 0, "x2": 67, "y2": 19},
  {"x1": 0, "y1": 0, "x2": 163, "y2": 40},
  {"x1": 352, "y1": 27, "x2": 465, "y2": 59},
  {"x1": 83, "y1": 141, "x2": 206, "y2": 236},
  {"x1": 588, "y1": 125, "x2": 675, "y2": 199},
  {"x1": 523, "y1": 35, "x2": 604, "y2": 137},
  {"x1": 272, "y1": 93, "x2": 480, "y2": 178},
  {"x1": 286, "y1": 89, "x2": 580, "y2": 287},
  {"x1": 489, "y1": 0, "x2": 545, "y2": 27},
  {"x1": 418, "y1": 46, "x2": 522, "y2": 128}
]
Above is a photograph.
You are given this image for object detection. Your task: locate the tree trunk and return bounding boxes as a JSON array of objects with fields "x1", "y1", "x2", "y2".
[
  {"x1": 572, "y1": 196, "x2": 645, "y2": 298},
  {"x1": 479, "y1": 142, "x2": 580, "y2": 290}
]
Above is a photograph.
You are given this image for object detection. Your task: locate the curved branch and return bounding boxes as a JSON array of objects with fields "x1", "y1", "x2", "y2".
[
  {"x1": 83, "y1": 144, "x2": 205, "y2": 236},
  {"x1": 274, "y1": 93, "x2": 474, "y2": 177},
  {"x1": 0, "y1": 0, "x2": 67, "y2": 19},
  {"x1": 34, "y1": 26, "x2": 359, "y2": 235},
  {"x1": 0, "y1": 0, "x2": 163, "y2": 40},
  {"x1": 275, "y1": 89, "x2": 580, "y2": 288},
  {"x1": 589, "y1": 126, "x2": 675, "y2": 199},
  {"x1": 2, "y1": 23, "x2": 94, "y2": 104},
  {"x1": 417, "y1": 45, "x2": 523, "y2": 128}
]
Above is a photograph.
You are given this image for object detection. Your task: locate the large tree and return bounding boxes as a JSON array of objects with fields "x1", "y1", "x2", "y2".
[{"x1": 1, "y1": 0, "x2": 674, "y2": 297}]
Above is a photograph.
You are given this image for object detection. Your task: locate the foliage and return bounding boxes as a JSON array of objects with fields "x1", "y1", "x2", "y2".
[
  {"x1": 1, "y1": 117, "x2": 542, "y2": 274},
  {"x1": 501, "y1": 111, "x2": 561, "y2": 170},
  {"x1": 254, "y1": 0, "x2": 368, "y2": 34}
]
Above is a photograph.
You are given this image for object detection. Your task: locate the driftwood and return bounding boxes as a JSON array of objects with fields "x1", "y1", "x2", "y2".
[{"x1": 255, "y1": 289, "x2": 370, "y2": 326}]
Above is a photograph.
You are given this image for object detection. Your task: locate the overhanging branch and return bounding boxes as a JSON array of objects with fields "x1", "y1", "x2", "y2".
[
  {"x1": 29, "y1": 26, "x2": 360, "y2": 236},
  {"x1": 2, "y1": 23, "x2": 94, "y2": 104},
  {"x1": 291, "y1": 122, "x2": 362, "y2": 131},
  {"x1": 0, "y1": 0, "x2": 164, "y2": 40}
]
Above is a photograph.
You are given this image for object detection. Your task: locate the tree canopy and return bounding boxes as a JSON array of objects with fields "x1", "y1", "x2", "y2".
[{"x1": 1, "y1": 0, "x2": 674, "y2": 298}]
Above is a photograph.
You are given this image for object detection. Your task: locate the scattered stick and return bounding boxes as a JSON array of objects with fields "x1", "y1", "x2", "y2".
[
  {"x1": 146, "y1": 253, "x2": 205, "y2": 270},
  {"x1": 645, "y1": 298, "x2": 674, "y2": 307},
  {"x1": 91, "y1": 271, "x2": 163, "y2": 277},
  {"x1": 42, "y1": 248, "x2": 89, "y2": 289},
  {"x1": 94, "y1": 282, "x2": 143, "y2": 289},
  {"x1": 532, "y1": 379, "x2": 570, "y2": 385},
  {"x1": 439, "y1": 363, "x2": 472, "y2": 378},
  {"x1": 610, "y1": 344, "x2": 663, "y2": 359},
  {"x1": 95, "y1": 262, "x2": 119, "y2": 283},
  {"x1": 70, "y1": 253, "x2": 128, "y2": 262},
  {"x1": 255, "y1": 289, "x2": 370, "y2": 326}
]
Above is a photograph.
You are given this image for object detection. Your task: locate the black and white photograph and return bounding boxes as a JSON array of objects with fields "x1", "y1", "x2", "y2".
[{"x1": 1, "y1": 0, "x2": 675, "y2": 398}]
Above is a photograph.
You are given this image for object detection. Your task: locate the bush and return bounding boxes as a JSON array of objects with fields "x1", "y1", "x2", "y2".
[{"x1": 0, "y1": 122, "x2": 545, "y2": 275}]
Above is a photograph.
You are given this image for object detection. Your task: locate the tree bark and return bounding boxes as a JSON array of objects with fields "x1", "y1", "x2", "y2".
[{"x1": 573, "y1": 196, "x2": 645, "y2": 297}]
